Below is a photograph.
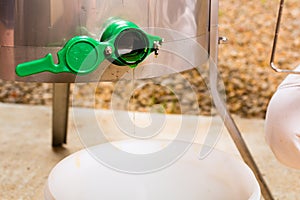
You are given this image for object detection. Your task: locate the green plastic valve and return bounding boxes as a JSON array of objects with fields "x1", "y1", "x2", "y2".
[{"x1": 16, "y1": 19, "x2": 162, "y2": 77}]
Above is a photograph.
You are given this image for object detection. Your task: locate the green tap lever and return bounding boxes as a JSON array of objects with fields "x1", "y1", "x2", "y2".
[{"x1": 16, "y1": 19, "x2": 162, "y2": 77}]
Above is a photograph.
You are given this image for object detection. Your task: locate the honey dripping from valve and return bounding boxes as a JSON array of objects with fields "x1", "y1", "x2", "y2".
[{"x1": 132, "y1": 68, "x2": 136, "y2": 136}]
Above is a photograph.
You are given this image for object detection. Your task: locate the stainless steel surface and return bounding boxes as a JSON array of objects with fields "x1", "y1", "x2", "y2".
[
  {"x1": 0, "y1": 0, "x2": 210, "y2": 82},
  {"x1": 209, "y1": 1, "x2": 274, "y2": 199},
  {"x1": 270, "y1": 0, "x2": 300, "y2": 74},
  {"x1": 52, "y1": 83, "x2": 70, "y2": 146}
]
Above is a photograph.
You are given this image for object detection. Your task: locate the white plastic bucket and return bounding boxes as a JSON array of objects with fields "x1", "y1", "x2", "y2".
[{"x1": 45, "y1": 140, "x2": 260, "y2": 200}]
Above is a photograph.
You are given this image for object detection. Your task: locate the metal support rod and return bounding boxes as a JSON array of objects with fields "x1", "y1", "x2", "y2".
[
  {"x1": 270, "y1": 0, "x2": 300, "y2": 74},
  {"x1": 209, "y1": 62, "x2": 274, "y2": 200},
  {"x1": 209, "y1": 0, "x2": 274, "y2": 198},
  {"x1": 52, "y1": 83, "x2": 70, "y2": 147},
  {"x1": 225, "y1": 111, "x2": 274, "y2": 200}
]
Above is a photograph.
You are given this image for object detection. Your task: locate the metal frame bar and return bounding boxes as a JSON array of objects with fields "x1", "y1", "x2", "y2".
[
  {"x1": 270, "y1": 0, "x2": 300, "y2": 74},
  {"x1": 209, "y1": 0, "x2": 274, "y2": 199},
  {"x1": 52, "y1": 83, "x2": 70, "y2": 147}
]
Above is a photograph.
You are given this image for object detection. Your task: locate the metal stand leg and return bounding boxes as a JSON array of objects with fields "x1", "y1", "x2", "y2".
[
  {"x1": 209, "y1": 63, "x2": 274, "y2": 200},
  {"x1": 209, "y1": 2, "x2": 274, "y2": 197},
  {"x1": 224, "y1": 113, "x2": 274, "y2": 200},
  {"x1": 52, "y1": 83, "x2": 70, "y2": 147}
]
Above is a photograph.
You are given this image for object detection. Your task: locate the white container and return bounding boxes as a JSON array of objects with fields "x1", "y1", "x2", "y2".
[{"x1": 45, "y1": 140, "x2": 260, "y2": 200}]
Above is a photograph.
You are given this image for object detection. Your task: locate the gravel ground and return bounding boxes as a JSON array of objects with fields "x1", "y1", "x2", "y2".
[{"x1": 1, "y1": 0, "x2": 299, "y2": 118}]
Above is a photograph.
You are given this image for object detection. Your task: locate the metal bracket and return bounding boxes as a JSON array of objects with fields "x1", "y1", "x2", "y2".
[
  {"x1": 218, "y1": 36, "x2": 228, "y2": 44},
  {"x1": 270, "y1": 0, "x2": 300, "y2": 74}
]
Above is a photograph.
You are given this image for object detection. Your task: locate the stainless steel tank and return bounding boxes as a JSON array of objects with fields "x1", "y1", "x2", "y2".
[
  {"x1": 0, "y1": 0, "x2": 214, "y2": 147},
  {"x1": 0, "y1": 0, "x2": 211, "y2": 82}
]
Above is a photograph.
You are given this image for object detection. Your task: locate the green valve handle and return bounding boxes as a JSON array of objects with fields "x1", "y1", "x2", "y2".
[
  {"x1": 16, "y1": 36, "x2": 106, "y2": 76},
  {"x1": 16, "y1": 19, "x2": 162, "y2": 77}
]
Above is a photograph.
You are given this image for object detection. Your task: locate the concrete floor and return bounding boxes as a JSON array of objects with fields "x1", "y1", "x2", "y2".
[{"x1": 0, "y1": 103, "x2": 299, "y2": 200}]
